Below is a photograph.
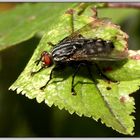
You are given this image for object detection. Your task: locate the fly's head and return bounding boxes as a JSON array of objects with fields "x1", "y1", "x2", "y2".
[
  {"x1": 40, "y1": 51, "x2": 53, "y2": 67},
  {"x1": 31, "y1": 51, "x2": 53, "y2": 76}
]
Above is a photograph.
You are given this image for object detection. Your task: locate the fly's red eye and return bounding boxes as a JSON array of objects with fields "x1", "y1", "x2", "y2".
[
  {"x1": 41, "y1": 51, "x2": 52, "y2": 66},
  {"x1": 44, "y1": 54, "x2": 51, "y2": 66}
]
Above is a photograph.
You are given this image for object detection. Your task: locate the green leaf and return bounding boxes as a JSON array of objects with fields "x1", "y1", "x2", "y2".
[
  {"x1": 99, "y1": 50, "x2": 140, "y2": 81},
  {"x1": 98, "y1": 8, "x2": 140, "y2": 23},
  {"x1": 0, "y1": 3, "x2": 138, "y2": 52},
  {"x1": 9, "y1": 5, "x2": 139, "y2": 135},
  {"x1": 0, "y1": 3, "x2": 75, "y2": 51}
]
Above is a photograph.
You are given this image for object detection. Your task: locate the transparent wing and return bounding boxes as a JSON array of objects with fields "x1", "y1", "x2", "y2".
[
  {"x1": 69, "y1": 18, "x2": 116, "y2": 39},
  {"x1": 59, "y1": 18, "x2": 128, "y2": 61},
  {"x1": 70, "y1": 49, "x2": 128, "y2": 61},
  {"x1": 69, "y1": 18, "x2": 127, "y2": 61},
  {"x1": 59, "y1": 18, "x2": 111, "y2": 42}
]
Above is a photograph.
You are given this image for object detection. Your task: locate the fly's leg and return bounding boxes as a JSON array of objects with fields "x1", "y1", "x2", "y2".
[
  {"x1": 95, "y1": 63, "x2": 117, "y2": 83},
  {"x1": 71, "y1": 62, "x2": 116, "y2": 96},
  {"x1": 71, "y1": 63, "x2": 86, "y2": 95},
  {"x1": 31, "y1": 65, "x2": 46, "y2": 76},
  {"x1": 47, "y1": 42, "x2": 55, "y2": 47},
  {"x1": 40, "y1": 65, "x2": 63, "y2": 90},
  {"x1": 34, "y1": 59, "x2": 41, "y2": 66},
  {"x1": 71, "y1": 62, "x2": 96, "y2": 95},
  {"x1": 40, "y1": 67, "x2": 55, "y2": 90},
  {"x1": 85, "y1": 64, "x2": 96, "y2": 83},
  {"x1": 31, "y1": 56, "x2": 45, "y2": 76},
  {"x1": 85, "y1": 64, "x2": 104, "y2": 94}
]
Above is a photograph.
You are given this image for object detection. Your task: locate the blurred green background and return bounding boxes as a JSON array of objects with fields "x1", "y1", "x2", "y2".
[{"x1": 0, "y1": 3, "x2": 140, "y2": 137}]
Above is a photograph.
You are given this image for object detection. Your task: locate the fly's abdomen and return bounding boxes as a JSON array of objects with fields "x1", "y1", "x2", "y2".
[{"x1": 84, "y1": 39, "x2": 114, "y2": 55}]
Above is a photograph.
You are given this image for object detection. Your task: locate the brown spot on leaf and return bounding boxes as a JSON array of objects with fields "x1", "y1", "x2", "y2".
[
  {"x1": 65, "y1": 8, "x2": 75, "y2": 15},
  {"x1": 130, "y1": 54, "x2": 140, "y2": 60},
  {"x1": 120, "y1": 95, "x2": 129, "y2": 103},
  {"x1": 129, "y1": 50, "x2": 140, "y2": 60}
]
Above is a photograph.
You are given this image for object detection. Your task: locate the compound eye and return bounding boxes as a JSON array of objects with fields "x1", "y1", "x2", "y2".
[
  {"x1": 44, "y1": 54, "x2": 52, "y2": 66},
  {"x1": 41, "y1": 51, "x2": 52, "y2": 66}
]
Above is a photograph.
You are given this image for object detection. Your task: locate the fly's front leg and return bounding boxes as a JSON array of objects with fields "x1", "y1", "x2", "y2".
[
  {"x1": 40, "y1": 64, "x2": 63, "y2": 90},
  {"x1": 31, "y1": 57, "x2": 44, "y2": 76},
  {"x1": 40, "y1": 67, "x2": 55, "y2": 90},
  {"x1": 31, "y1": 65, "x2": 46, "y2": 76}
]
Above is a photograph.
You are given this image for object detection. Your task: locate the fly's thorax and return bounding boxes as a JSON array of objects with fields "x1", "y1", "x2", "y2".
[{"x1": 51, "y1": 39, "x2": 85, "y2": 62}]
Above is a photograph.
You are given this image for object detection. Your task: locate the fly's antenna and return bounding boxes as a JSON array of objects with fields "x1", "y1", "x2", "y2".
[{"x1": 66, "y1": 9, "x2": 75, "y2": 34}]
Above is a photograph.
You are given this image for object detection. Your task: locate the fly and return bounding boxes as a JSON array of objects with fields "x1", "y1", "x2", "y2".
[{"x1": 31, "y1": 9, "x2": 128, "y2": 95}]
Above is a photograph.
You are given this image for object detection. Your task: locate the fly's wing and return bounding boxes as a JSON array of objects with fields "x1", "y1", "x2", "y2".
[
  {"x1": 70, "y1": 49, "x2": 128, "y2": 61},
  {"x1": 70, "y1": 18, "x2": 114, "y2": 38},
  {"x1": 58, "y1": 18, "x2": 128, "y2": 61},
  {"x1": 68, "y1": 18, "x2": 128, "y2": 61},
  {"x1": 59, "y1": 18, "x2": 109, "y2": 42},
  {"x1": 60, "y1": 18, "x2": 117, "y2": 42}
]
